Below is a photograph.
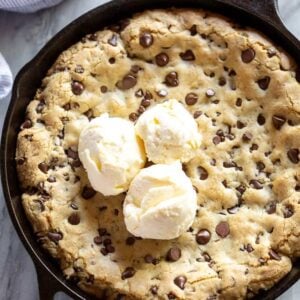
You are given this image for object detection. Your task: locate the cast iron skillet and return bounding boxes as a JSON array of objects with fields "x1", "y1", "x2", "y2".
[{"x1": 1, "y1": 0, "x2": 300, "y2": 299}]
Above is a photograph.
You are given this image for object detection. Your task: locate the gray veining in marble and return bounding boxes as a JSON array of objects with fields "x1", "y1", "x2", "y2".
[{"x1": 0, "y1": 0, "x2": 299, "y2": 299}]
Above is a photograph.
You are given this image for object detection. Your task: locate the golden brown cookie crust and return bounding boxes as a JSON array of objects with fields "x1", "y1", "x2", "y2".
[{"x1": 16, "y1": 9, "x2": 300, "y2": 300}]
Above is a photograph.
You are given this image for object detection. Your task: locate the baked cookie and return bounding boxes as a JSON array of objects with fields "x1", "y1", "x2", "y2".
[{"x1": 16, "y1": 9, "x2": 300, "y2": 299}]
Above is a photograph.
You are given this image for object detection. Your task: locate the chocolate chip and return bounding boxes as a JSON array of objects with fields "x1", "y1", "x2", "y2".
[
  {"x1": 196, "y1": 229, "x2": 211, "y2": 245},
  {"x1": 139, "y1": 32, "x2": 153, "y2": 48},
  {"x1": 213, "y1": 136, "x2": 221, "y2": 145},
  {"x1": 108, "y1": 34, "x2": 117, "y2": 46},
  {"x1": 106, "y1": 245, "x2": 115, "y2": 253},
  {"x1": 203, "y1": 252, "x2": 211, "y2": 262},
  {"x1": 194, "y1": 111, "x2": 202, "y2": 119},
  {"x1": 168, "y1": 292, "x2": 176, "y2": 300},
  {"x1": 185, "y1": 93, "x2": 198, "y2": 105},
  {"x1": 245, "y1": 244, "x2": 254, "y2": 252},
  {"x1": 66, "y1": 148, "x2": 78, "y2": 160},
  {"x1": 75, "y1": 65, "x2": 84, "y2": 73},
  {"x1": 71, "y1": 81, "x2": 84, "y2": 95},
  {"x1": 295, "y1": 184, "x2": 300, "y2": 191},
  {"x1": 272, "y1": 115, "x2": 286, "y2": 130},
  {"x1": 48, "y1": 231, "x2": 63, "y2": 243},
  {"x1": 155, "y1": 52, "x2": 169, "y2": 66},
  {"x1": 109, "y1": 57, "x2": 115, "y2": 64},
  {"x1": 117, "y1": 74, "x2": 137, "y2": 90},
  {"x1": 98, "y1": 228, "x2": 108, "y2": 236},
  {"x1": 20, "y1": 119, "x2": 32, "y2": 130},
  {"x1": 242, "y1": 132, "x2": 252, "y2": 142},
  {"x1": 250, "y1": 144, "x2": 259, "y2": 151},
  {"x1": 227, "y1": 206, "x2": 239, "y2": 214},
  {"x1": 265, "y1": 201, "x2": 276, "y2": 214},
  {"x1": 283, "y1": 205, "x2": 294, "y2": 218},
  {"x1": 223, "y1": 161, "x2": 236, "y2": 168},
  {"x1": 269, "y1": 249, "x2": 281, "y2": 260},
  {"x1": 236, "y1": 184, "x2": 246, "y2": 195},
  {"x1": 236, "y1": 98, "x2": 242, "y2": 107},
  {"x1": 189, "y1": 24, "x2": 197, "y2": 36},
  {"x1": 180, "y1": 49, "x2": 195, "y2": 61},
  {"x1": 47, "y1": 176, "x2": 56, "y2": 183},
  {"x1": 68, "y1": 212, "x2": 80, "y2": 225},
  {"x1": 206, "y1": 88, "x2": 215, "y2": 97},
  {"x1": 287, "y1": 148, "x2": 299, "y2": 164},
  {"x1": 100, "y1": 248, "x2": 108, "y2": 256},
  {"x1": 103, "y1": 238, "x2": 111, "y2": 246},
  {"x1": 100, "y1": 85, "x2": 108, "y2": 93},
  {"x1": 38, "y1": 162, "x2": 48, "y2": 174},
  {"x1": 81, "y1": 186, "x2": 96, "y2": 199},
  {"x1": 141, "y1": 98, "x2": 151, "y2": 107},
  {"x1": 257, "y1": 76, "x2": 270, "y2": 90},
  {"x1": 16, "y1": 157, "x2": 26, "y2": 165},
  {"x1": 36, "y1": 101, "x2": 45, "y2": 113},
  {"x1": 250, "y1": 179, "x2": 263, "y2": 189},
  {"x1": 121, "y1": 267, "x2": 136, "y2": 279},
  {"x1": 267, "y1": 48, "x2": 277, "y2": 58},
  {"x1": 165, "y1": 72, "x2": 179, "y2": 87},
  {"x1": 166, "y1": 247, "x2": 181, "y2": 262},
  {"x1": 197, "y1": 166, "x2": 208, "y2": 180},
  {"x1": 135, "y1": 89, "x2": 144, "y2": 97},
  {"x1": 256, "y1": 161, "x2": 265, "y2": 172},
  {"x1": 174, "y1": 276, "x2": 187, "y2": 290},
  {"x1": 241, "y1": 48, "x2": 256, "y2": 63},
  {"x1": 129, "y1": 112, "x2": 138, "y2": 122},
  {"x1": 218, "y1": 77, "x2": 226, "y2": 86},
  {"x1": 150, "y1": 285, "x2": 158, "y2": 295},
  {"x1": 126, "y1": 236, "x2": 135, "y2": 245},
  {"x1": 144, "y1": 254, "x2": 154, "y2": 264},
  {"x1": 94, "y1": 236, "x2": 102, "y2": 245},
  {"x1": 237, "y1": 121, "x2": 246, "y2": 129},
  {"x1": 215, "y1": 221, "x2": 230, "y2": 238},
  {"x1": 138, "y1": 106, "x2": 146, "y2": 114}
]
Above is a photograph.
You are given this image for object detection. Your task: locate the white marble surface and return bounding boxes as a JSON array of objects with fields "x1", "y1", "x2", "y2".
[{"x1": 0, "y1": 0, "x2": 299, "y2": 299}]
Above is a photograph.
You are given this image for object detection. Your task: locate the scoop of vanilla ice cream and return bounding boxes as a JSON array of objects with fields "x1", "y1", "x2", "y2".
[
  {"x1": 124, "y1": 162, "x2": 197, "y2": 239},
  {"x1": 78, "y1": 114, "x2": 146, "y2": 196},
  {"x1": 135, "y1": 99, "x2": 202, "y2": 164}
]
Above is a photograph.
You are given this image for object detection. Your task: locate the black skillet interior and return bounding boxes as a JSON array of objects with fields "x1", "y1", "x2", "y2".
[{"x1": 1, "y1": 0, "x2": 299, "y2": 299}]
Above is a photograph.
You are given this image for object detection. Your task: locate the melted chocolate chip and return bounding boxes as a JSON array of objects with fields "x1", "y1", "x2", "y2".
[
  {"x1": 218, "y1": 77, "x2": 226, "y2": 86},
  {"x1": 117, "y1": 74, "x2": 137, "y2": 90},
  {"x1": 20, "y1": 119, "x2": 32, "y2": 130},
  {"x1": 198, "y1": 166, "x2": 208, "y2": 180},
  {"x1": 67, "y1": 148, "x2": 78, "y2": 160},
  {"x1": 48, "y1": 231, "x2": 63, "y2": 243},
  {"x1": 81, "y1": 186, "x2": 96, "y2": 199},
  {"x1": 155, "y1": 52, "x2": 169, "y2": 66},
  {"x1": 109, "y1": 57, "x2": 115, "y2": 64},
  {"x1": 193, "y1": 111, "x2": 202, "y2": 119},
  {"x1": 287, "y1": 148, "x2": 299, "y2": 164},
  {"x1": 139, "y1": 32, "x2": 153, "y2": 48},
  {"x1": 185, "y1": 93, "x2": 198, "y2": 105},
  {"x1": 94, "y1": 236, "x2": 102, "y2": 245},
  {"x1": 189, "y1": 24, "x2": 197, "y2": 36},
  {"x1": 272, "y1": 115, "x2": 286, "y2": 130},
  {"x1": 174, "y1": 276, "x2": 187, "y2": 290},
  {"x1": 150, "y1": 285, "x2": 158, "y2": 295},
  {"x1": 98, "y1": 228, "x2": 108, "y2": 236},
  {"x1": 245, "y1": 244, "x2": 254, "y2": 252},
  {"x1": 68, "y1": 212, "x2": 80, "y2": 225},
  {"x1": 121, "y1": 267, "x2": 136, "y2": 279},
  {"x1": 100, "y1": 248, "x2": 108, "y2": 256},
  {"x1": 250, "y1": 179, "x2": 263, "y2": 190},
  {"x1": 108, "y1": 34, "x2": 118, "y2": 46},
  {"x1": 71, "y1": 81, "x2": 84, "y2": 95},
  {"x1": 16, "y1": 157, "x2": 26, "y2": 165},
  {"x1": 38, "y1": 162, "x2": 48, "y2": 174},
  {"x1": 241, "y1": 48, "x2": 256, "y2": 63},
  {"x1": 196, "y1": 229, "x2": 211, "y2": 245},
  {"x1": 141, "y1": 98, "x2": 151, "y2": 107},
  {"x1": 257, "y1": 76, "x2": 271, "y2": 90},
  {"x1": 236, "y1": 98, "x2": 242, "y2": 107},
  {"x1": 257, "y1": 113, "x2": 266, "y2": 125},
  {"x1": 242, "y1": 132, "x2": 252, "y2": 142},
  {"x1": 165, "y1": 72, "x2": 179, "y2": 87},
  {"x1": 265, "y1": 201, "x2": 276, "y2": 214},
  {"x1": 144, "y1": 254, "x2": 154, "y2": 264},
  {"x1": 223, "y1": 161, "x2": 237, "y2": 168},
  {"x1": 237, "y1": 120, "x2": 246, "y2": 129},
  {"x1": 166, "y1": 247, "x2": 181, "y2": 262},
  {"x1": 180, "y1": 49, "x2": 195, "y2": 61},
  {"x1": 215, "y1": 221, "x2": 230, "y2": 238},
  {"x1": 283, "y1": 205, "x2": 294, "y2": 218},
  {"x1": 213, "y1": 136, "x2": 221, "y2": 145},
  {"x1": 269, "y1": 249, "x2": 281, "y2": 260}
]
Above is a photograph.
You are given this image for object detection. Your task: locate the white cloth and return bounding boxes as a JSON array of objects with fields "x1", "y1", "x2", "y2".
[
  {"x1": 0, "y1": 0, "x2": 63, "y2": 13},
  {"x1": 0, "y1": 53, "x2": 13, "y2": 100}
]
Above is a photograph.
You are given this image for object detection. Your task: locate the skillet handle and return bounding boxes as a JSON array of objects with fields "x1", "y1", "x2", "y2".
[
  {"x1": 219, "y1": 0, "x2": 300, "y2": 48},
  {"x1": 35, "y1": 263, "x2": 61, "y2": 300}
]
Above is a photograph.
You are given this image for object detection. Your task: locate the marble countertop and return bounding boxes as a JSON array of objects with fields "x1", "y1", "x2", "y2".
[{"x1": 0, "y1": 0, "x2": 299, "y2": 299}]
